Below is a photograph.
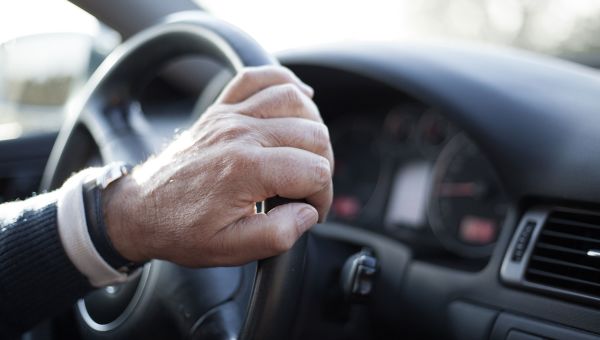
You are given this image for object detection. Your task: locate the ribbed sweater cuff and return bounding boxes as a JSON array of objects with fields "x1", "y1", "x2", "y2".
[{"x1": 0, "y1": 198, "x2": 92, "y2": 338}]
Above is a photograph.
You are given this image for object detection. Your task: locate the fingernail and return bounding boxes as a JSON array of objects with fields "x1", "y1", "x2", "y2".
[{"x1": 297, "y1": 207, "x2": 318, "y2": 231}]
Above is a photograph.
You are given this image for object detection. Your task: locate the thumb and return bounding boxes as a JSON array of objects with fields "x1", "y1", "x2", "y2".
[{"x1": 213, "y1": 203, "x2": 318, "y2": 265}]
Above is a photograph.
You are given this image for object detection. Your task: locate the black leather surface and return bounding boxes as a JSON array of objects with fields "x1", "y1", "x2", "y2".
[{"x1": 240, "y1": 234, "x2": 308, "y2": 340}]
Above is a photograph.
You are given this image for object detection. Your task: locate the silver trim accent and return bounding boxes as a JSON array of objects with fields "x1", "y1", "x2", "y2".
[
  {"x1": 95, "y1": 163, "x2": 129, "y2": 190},
  {"x1": 500, "y1": 208, "x2": 549, "y2": 285},
  {"x1": 77, "y1": 262, "x2": 151, "y2": 332},
  {"x1": 586, "y1": 249, "x2": 600, "y2": 257}
]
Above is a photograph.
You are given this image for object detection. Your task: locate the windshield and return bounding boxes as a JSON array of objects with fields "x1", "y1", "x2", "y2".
[
  {"x1": 0, "y1": 0, "x2": 120, "y2": 140},
  {"x1": 200, "y1": 0, "x2": 600, "y2": 58}
]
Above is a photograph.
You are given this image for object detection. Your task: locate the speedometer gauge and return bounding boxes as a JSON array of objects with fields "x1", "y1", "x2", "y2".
[{"x1": 428, "y1": 133, "x2": 508, "y2": 258}]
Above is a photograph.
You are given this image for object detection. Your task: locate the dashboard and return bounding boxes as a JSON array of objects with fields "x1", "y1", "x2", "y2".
[
  {"x1": 125, "y1": 42, "x2": 600, "y2": 339},
  {"x1": 278, "y1": 44, "x2": 600, "y2": 339}
]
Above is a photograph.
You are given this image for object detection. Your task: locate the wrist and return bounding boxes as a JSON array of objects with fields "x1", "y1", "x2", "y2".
[{"x1": 102, "y1": 174, "x2": 149, "y2": 264}]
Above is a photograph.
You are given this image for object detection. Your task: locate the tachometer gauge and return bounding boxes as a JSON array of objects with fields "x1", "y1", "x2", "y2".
[{"x1": 428, "y1": 133, "x2": 508, "y2": 258}]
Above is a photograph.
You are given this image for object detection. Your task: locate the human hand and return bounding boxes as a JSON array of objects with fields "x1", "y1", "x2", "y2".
[{"x1": 103, "y1": 66, "x2": 334, "y2": 267}]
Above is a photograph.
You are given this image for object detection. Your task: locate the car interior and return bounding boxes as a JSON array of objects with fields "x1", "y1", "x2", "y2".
[{"x1": 3, "y1": 0, "x2": 600, "y2": 339}]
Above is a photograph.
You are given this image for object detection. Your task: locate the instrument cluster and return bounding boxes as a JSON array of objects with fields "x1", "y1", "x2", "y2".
[{"x1": 328, "y1": 103, "x2": 509, "y2": 259}]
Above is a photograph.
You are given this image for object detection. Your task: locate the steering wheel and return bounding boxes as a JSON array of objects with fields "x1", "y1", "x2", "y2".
[{"x1": 41, "y1": 13, "x2": 307, "y2": 340}]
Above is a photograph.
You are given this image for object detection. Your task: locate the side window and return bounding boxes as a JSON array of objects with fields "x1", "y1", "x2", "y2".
[{"x1": 0, "y1": 0, "x2": 120, "y2": 140}]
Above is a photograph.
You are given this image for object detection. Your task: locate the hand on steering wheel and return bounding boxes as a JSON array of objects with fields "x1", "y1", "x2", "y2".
[
  {"x1": 42, "y1": 13, "x2": 333, "y2": 340},
  {"x1": 103, "y1": 66, "x2": 334, "y2": 267}
]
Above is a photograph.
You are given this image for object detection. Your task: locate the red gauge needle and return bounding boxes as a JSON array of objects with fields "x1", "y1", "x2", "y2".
[{"x1": 438, "y1": 182, "x2": 481, "y2": 198}]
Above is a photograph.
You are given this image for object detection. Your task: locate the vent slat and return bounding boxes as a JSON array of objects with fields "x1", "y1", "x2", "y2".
[
  {"x1": 530, "y1": 255, "x2": 600, "y2": 273},
  {"x1": 525, "y1": 209, "x2": 600, "y2": 300},
  {"x1": 535, "y1": 242, "x2": 587, "y2": 256},
  {"x1": 540, "y1": 230, "x2": 600, "y2": 245},
  {"x1": 547, "y1": 217, "x2": 600, "y2": 231},
  {"x1": 527, "y1": 269, "x2": 600, "y2": 289}
]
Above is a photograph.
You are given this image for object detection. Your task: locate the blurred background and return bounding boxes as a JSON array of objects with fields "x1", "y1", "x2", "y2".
[
  {"x1": 2, "y1": 0, "x2": 600, "y2": 141},
  {"x1": 0, "y1": 0, "x2": 119, "y2": 140}
]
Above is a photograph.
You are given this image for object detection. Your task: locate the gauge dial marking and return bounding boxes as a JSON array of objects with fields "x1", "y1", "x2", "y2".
[
  {"x1": 438, "y1": 181, "x2": 482, "y2": 198},
  {"x1": 428, "y1": 133, "x2": 508, "y2": 258}
]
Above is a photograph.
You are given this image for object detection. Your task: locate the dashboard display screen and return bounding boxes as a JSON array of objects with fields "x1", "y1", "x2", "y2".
[{"x1": 384, "y1": 161, "x2": 431, "y2": 228}]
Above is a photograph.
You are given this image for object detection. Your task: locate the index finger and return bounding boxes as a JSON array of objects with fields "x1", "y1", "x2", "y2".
[{"x1": 218, "y1": 66, "x2": 314, "y2": 104}]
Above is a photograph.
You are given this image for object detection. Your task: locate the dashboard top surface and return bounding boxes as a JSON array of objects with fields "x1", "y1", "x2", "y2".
[{"x1": 279, "y1": 42, "x2": 600, "y2": 205}]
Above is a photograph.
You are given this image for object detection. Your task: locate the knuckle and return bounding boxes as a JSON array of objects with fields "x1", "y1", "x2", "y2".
[
  {"x1": 263, "y1": 65, "x2": 294, "y2": 80},
  {"x1": 308, "y1": 100, "x2": 323, "y2": 120},
  {"x1": 274, "y1": 67, "x2": 296, "y2": 82},
  {"x1": 216, "y1": 117, "x2": 252, "y2": 142},
  {"x1": 205, "y1": 103, "x2": 229, "y2": 115},
  {"x1": 229, "y1": 145, "x2": 256, "y2": 169},
  {"x1": 313, "y1": 156, "x2": 332, "y2": 188},
  {"x1": 310, "y1": 123, "x2": 330, "y2": 152},
  {"x1": 237, "y1": 68, "x2": 257, "y2": 84},
  {"x1": 279, "y1": 83, "x2": 304, "y2": 107}
]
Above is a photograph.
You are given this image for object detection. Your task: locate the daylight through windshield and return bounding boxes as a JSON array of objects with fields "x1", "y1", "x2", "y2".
[{"x1": 201, "y1": 0, "x2": 600, "y2": 58}]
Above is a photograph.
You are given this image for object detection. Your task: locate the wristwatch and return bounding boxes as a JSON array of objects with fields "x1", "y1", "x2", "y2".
[{"x1": 82, "y1": 162, "x2": 144, "y2": 274}]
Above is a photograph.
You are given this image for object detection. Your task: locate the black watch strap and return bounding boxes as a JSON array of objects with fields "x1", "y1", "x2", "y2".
[{"x1": 82, "y1": 165, "x2": 143, "y2": 274}]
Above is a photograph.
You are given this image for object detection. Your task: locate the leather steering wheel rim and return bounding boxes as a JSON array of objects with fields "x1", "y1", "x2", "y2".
[{"x1": 41, "y1": 12, "x2": 308, "y2": 340}]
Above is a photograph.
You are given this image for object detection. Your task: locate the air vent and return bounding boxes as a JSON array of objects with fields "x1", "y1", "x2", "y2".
[
  {"x1": 501, "y1": 207, "x2": 600, "y2": 304},
  {"x1": 525, "y1": 209, "x2": 600, "y2": 298}
]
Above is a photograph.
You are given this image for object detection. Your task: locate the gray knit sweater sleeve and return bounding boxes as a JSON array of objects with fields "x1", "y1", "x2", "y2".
[{"x1": 0, "y1": 195, "x2": 92, "y2": 338}]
